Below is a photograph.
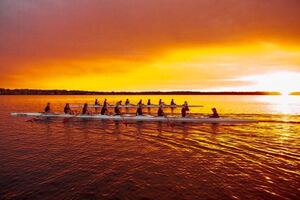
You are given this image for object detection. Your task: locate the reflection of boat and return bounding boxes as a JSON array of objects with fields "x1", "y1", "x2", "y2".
[
  {"x1": 11, "y1": 112, "x2": 258, "y2": 123},
  {"x1": 70, "y1": 104, "x2": 203, "y2": 108}
]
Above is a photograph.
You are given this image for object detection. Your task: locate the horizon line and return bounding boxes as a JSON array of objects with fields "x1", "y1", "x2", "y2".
[{"x1": 1, "y1": 88, "x2": 300, "y2": 95}]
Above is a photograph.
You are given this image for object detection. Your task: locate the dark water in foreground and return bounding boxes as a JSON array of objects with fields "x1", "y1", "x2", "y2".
[{"x1": 0, "y1": 95, "x2": 299, "y2": 200}]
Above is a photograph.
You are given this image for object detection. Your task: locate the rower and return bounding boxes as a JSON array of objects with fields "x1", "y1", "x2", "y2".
[
  {"x1": 95, "y1": 98, "x2": 99, "y2": 105},
  {"x1": 82, "y1": 103, "x2": 90, "y2": 115},
  {"x1": 181, "y1": 101, "x2": 190, "y2": 117},
  {"x1": 114, "y1": 100, "x2": 122, "y2": 115},
  {"x1": 137, "y1": 99, "x2": 142, "y2": 105},
  {"x1": 103, "y1": 98, "x2": 108, "y2": 107},
  {"x1": 210, "y1": 107, "x2": 220, "y2": 118},
  {"x1": 157, "y1": 105, "x2": 165, "y2": 117},
  {"x1": 44, "y1": 103, "x2": 51, "y2": 113},
  {"x1": 159, "y1": 99, "x2": 163, "y2": 105},
  {"x1": 147, "y1": 99, "x2": 151, "y2": 105},
  {"x1": 125, "y1": 99, "x2": 130, "y2": 105},
  {"x1": 101, "y1": 103, "x2": 108, "y2": 115},
  {"x1": 170, "y1": 99, "x2": 176, "y2": 105},
  {"x1": 64, "y1": 103, "x2": 73, "y2": 114},
  {"x1": 136, "y1": 104, "x2": 143, "y2": 116}
]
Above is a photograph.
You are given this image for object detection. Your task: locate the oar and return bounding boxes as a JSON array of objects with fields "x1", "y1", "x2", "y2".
[{"x1": 26, "y1": 112, "x2": 49, "y2": 122}]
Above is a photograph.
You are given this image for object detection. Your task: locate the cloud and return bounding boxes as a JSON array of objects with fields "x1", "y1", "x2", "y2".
[{"x1": 1, "y1": 0, "x2": 300, "y2": 90}]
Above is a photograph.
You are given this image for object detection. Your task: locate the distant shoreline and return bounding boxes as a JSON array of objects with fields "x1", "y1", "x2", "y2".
[{"x1": 1, "y1": 88, "x2": 299, "y2": 95}]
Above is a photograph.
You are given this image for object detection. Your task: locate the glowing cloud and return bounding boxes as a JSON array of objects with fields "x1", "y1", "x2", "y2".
[{"x1": 1, "y1": 0, "x2": 300, "y2": 91}]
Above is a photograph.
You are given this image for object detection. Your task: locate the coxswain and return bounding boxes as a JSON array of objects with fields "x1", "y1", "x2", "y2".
[
  {"x1": 64, "y1": 103, "x2": 73, "y2": 114},
  {"x1": 95, "y1": 99, "x2": 99, "y2": 105},
  {"x1": 157, "y1": 105, "x2": 165, "y2": 117},
  {"x1": 44, "y1": 103, "x2": 51, "y2": 113},
  {"x1": 82, "y1": 103, "x2": 90, "y2": 115},
  {"x1": 210, "y1": 107, "x2": 220, "y2": 118},
  {"x1": 114, "y1": 100, "x2": 122, "y2": 115},
  {"x1": 136, "y1": 104, "x2": 143, "y2": 116},
  {"x1": 181, "y1": 101, "x2": 190, "y2": 117}
]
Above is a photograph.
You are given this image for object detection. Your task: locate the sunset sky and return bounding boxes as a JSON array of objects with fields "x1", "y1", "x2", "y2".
[{"x1": 1, "y1": 0, "x2": 300, "y2": 92}]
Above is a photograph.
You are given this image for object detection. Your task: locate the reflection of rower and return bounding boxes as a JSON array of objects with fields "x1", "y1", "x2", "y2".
[
  {"x1": 114, "y1": 101, "x2": 122, "y2": 115},
  {"x1": 44, "y1": 103, "x2": 51, "y2": 113},
  {"x1": 210, "y1": 108, "x2": 219, "y2": 118},
  {"x1": 82, "y1": 103, "x2": 90, "y2": 115},
  {"x1": 136, "y1": 104, "x2": 143, "y2": 116},
  {"x1": 64, "y1": 103, "x2": 73, "y2": 114},
  {"x1": 157, "y1": 105, "x2": 165, "y2": 117},
  {"x1": 181, "y1": 101, "x2": 190, "y2": 117}
]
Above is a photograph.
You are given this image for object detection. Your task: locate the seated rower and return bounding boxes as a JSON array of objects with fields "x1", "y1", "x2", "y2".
[
  {"x1": 114, "y1": 100, "x2": 122, "y2": 115},
  {"x1": 95, "y1": 98, "x2": 99, "y2": 105},
  {"x1": 157, "y1": 105, "x2": 165, "y2": 117},
  {"x1": 101, "y1": 104, "x2": 108, "y2": 115},
  {"x1": 181, "y1": 101, "x2": 190, "y2": 117},
  {"x1": 147, "y1": 99, "x2": 151, "y2": 105},
  {"x1": 210, "y1": 107, "x2": 219, "y2": 118},
  {"x1": 44, "y1": 103, "x2": 51, "y2": 113},
  {"x1": 64, "y1": 103, "x2": 73, "y2": 114},
  {"x1": 103, "y1": 98, "x2": 109, "y2": 107},
  {"x1": 137, "y1": 99, "x2": 143, "y2": 106},
  {"x1": 159, "y1": 99, "x2": 164, "y2": 105},
  {"x1": 125, "y1": 99, "x2": 130, "y2": 105},
  {"x1": 136, "y1": 104, "x2": 143, "y2": 116},
  {"x1": 82, "y1": 103, "x2": 90, "y2": 115},
  {"x1": 170, "y1": 99, "x2": 176, "y2": 105}
]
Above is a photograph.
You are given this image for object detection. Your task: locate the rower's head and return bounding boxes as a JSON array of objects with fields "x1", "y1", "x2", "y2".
[
  {"x1": 66, "y1": 103, "x2": 69, "y2": 106},
  {"x1": 212, "y1": 107, "x2": 217, "y2": 112},
  {"x1": 84, "y1": 103, "x2": 88, "y2": 107},
  {"x1": 47, "y1": 102, "x2": 50, "y2": 106}
]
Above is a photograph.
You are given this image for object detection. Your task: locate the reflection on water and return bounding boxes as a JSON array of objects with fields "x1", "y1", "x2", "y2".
[
  {"x1": 0, "y1": 95, "x2": 299, "y2": 199},
  {"x1": 255, "y1": 95, "x2": 300, "y2": 115}
]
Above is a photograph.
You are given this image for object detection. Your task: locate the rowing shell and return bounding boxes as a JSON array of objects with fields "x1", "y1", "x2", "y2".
[
  {"x1": 70, "y1": 104, "x2": 203, "y2": 108},
  {"x1": 11, "y1": 112, "x2": 258, "y2": 123}
]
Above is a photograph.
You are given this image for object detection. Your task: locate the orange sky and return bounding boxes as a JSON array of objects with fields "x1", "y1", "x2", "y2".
[{"x1": 1, "y1": 0, "x2": 300, "y2": 92}]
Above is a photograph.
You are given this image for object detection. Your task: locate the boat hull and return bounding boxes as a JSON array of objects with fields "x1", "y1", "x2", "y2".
[{"x1": 11, "y1": 112, "x2": 258, "y2": 123}]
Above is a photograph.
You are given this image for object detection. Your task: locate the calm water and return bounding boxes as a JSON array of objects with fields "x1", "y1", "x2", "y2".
[{"x1": 0, "y1": 95, "x2": 299, "y2": 200}]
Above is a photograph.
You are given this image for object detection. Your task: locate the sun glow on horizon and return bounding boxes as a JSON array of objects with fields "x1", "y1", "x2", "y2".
[{"x1": 221, "y1": 71, "x2": 300, "y2": 95}]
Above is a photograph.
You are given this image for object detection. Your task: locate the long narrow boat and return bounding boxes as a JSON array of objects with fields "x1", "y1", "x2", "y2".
[
  {"x1": 70, "y1": 104, "x2": 203, "y2": 108},
  {"x1": 11, "y1": 112, "x2": 258, "y2": 123}
]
